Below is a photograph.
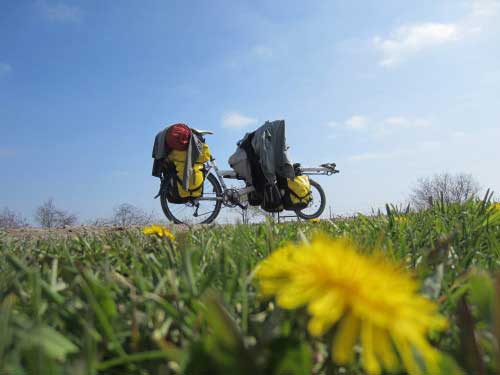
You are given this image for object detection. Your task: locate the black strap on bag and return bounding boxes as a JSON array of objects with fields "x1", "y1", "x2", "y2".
[
  {"x1": 165, "y1": 163, "x2": 190, "y2": 203},
  {"x1": 261, "y1": 183, "x2": 283, "y2": 212},
  {"x1": 174, "y1": 167, "x2": 204, "y2": 194}
]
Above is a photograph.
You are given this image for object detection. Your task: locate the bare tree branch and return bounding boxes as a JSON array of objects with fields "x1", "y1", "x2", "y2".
[
  {"x1": 34, "y1": 199, "x2": 78, "y2": 228},
  {"x1": 56, "y1": 209, "x2": 78, "y2": 227},
  {"x1": 410, "y1": 173, "x2": 480, "y2": 210},
  {"x1": 0, "y1": 207, "x2": 28, "y2": 229},
  {"x1": 111, "y1": 203, "x2": 155, "y2": 226}
]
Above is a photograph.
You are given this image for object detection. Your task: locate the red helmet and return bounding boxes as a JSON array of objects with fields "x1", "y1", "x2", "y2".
[{"x1": 166, "y1": 123, "x2": 191, "y2": 151}]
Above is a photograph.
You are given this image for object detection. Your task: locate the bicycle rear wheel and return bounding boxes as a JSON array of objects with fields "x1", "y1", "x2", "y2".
[
  {"x1": 160, "y1": 174, "x2": 223, "y2": 224},
  {"x1": 295, "y1": 179, "x2": 326, "y2": 220}
]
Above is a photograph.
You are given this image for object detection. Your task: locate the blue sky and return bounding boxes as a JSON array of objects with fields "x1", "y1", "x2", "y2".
[{"x1": 1, "y1": 0, "x2": 499, "y2": 223}]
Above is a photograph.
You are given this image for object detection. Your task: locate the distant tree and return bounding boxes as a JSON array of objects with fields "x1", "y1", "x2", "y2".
[
  {"x1": 111, "y1": 203, "x2": 155, "y2": 226},
  {"x1": 34, "y1": 198, "x2": 78, "y2": 228},
  {"x1": 410, "y1": 172, "x2": 480, "y2": 210},
  {"x1": 0, "y1": 207, "x2": 28, "y2": 229},
  {"x1": 86, "y1": 217, "x2": 112, "y2": 226},
  {"x1": 56, "y1": 210, "x2": 78, "y2": 227},
  {"x1": 34, "y1": 199, "x2": 58, "y2": 228}
]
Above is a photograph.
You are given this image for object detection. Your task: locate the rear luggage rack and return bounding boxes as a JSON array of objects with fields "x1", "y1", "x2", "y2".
[{"x1": 299, "y1": 163, "x2": 339, "y2": 176}]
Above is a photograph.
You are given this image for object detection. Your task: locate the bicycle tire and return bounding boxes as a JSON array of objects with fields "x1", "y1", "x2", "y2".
[
  {"x1": 295, "y1": 179, "x2": 326, "y2": 220},
  {"x1": 160, "y1": 173, "x2": 223, "y2": 224}
]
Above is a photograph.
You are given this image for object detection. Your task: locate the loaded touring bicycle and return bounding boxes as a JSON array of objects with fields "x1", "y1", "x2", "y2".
[{"x1": 152, "y1": 121, "x2": 339, "y2": 225}]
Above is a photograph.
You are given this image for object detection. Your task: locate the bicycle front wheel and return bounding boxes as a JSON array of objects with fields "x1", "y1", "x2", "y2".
[
  {"x1": 295, "y1": 179, "x2": 326, "y2": 220},
  {"x1": 160, "y1": 174, "x2": 223, "y2": 224}
]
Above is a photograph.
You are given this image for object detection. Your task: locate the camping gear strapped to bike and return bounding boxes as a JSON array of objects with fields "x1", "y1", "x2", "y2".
[{"x1": 151, "y1": 120, "x2": 339, "y2": 224}]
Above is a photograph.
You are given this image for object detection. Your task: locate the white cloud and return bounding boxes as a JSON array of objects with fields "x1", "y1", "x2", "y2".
[
  {"x1": 325, "y1": 121, "x2": 340, "y2": 128},
  {"x1": 384, "y1": 116, "x2": 431, "y2": 129},
  {"x1": 461, "y1": 0, "x2": 500, "y2": 34},
  {"x1": 452, "y1": 131, "x2": 466, "y2": 137},
  {"x1": 0, "y1": 62, "x2": 12, "y2": 76},
  {"x1": 349, "y1": 152, "x2": 386, "y2": 161},
  {"x1": 349, "y1": 139, "x2": 443, "y2": 162},
  {"x1": 345, "y1": 115, "x2": 368, "y2": 130},
  {"x1": 252, "y1": 45, "x2": 273, "y2": 58},
  {"x1": 221, "y1": 112, "x2": 257, "y2": 129},
  {"x1": 329, "y1": 115, "x2": 430, "y2": 136},
  {"x1": 36, "y1": 0, "x2": 83, "y2": 23},
  {"x1": 417, "y1": 140, "x2": 441, "y2": 151},
  {"x1": 471, "y1": 0, "x2": 500, "y2": 17},
  {"x1": 374, "y1": 23, "x2": 459, "y2": 67},
  {"x1": 349, "y1": 149, "x2": 413, "y2": 161},
  {"x1": 373, "y1": 0, "x2": 500, "y2": 67},
  {"x1": 325, "y1": 115, "x2": 368, "y2": 131}
]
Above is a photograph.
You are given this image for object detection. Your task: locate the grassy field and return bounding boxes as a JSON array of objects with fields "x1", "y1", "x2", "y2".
[{"x1": 1, "y1": 196, "x2": 500, "y2": 375}]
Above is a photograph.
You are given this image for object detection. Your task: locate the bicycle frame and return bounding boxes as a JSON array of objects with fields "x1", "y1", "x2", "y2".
[
  {"x1": 199, "y1": 158, "x2": 339, "y2": 206},
  {"x1": 198, "y1": 158, "x2": 255, "y2": 204}
]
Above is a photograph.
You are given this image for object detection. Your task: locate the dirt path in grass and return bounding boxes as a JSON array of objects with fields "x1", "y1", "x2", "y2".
[{"x1": 3, "y1": 224, "x2": 195, "y2": 239}]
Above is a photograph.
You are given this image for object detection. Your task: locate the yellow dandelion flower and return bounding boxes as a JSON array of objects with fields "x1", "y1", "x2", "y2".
[
  {"x1": 254, "y1": 236, "x2": 447, "y2": 375},
  {"x1": 395, "y1": 216, "x2": 408, "y2": 223},
  {"x1": 308, "y1": 218, "x2": 321, "y2": 223},
  {"x1": 143, "y1": 225, "x2": 175, "y2": 241}
]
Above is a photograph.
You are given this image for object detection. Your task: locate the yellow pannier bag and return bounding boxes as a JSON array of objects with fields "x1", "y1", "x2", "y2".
[
  {"x1": 167, "y1": 144, "x2": 211, "y2": 199},
  {"x1": 285, "y1": 175, "x2": 312, "y2": 208}
]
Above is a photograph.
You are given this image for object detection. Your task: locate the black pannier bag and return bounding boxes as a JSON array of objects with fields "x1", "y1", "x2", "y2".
[
  {"x1": 261, "y1": 183, "x2": 283, "y2": 212},
  {"x1": 163, "y1": 162, "x2": 190, "y2": 204},
  {"x1": 248, "y1": 191, "x2": 263, "y2": 206},
  {"x1": 227, "y1": 120, "x2": 296, "y2": 212},
  {"x1": 238, "y1": 132, "x2": 267, "y2": 194}
]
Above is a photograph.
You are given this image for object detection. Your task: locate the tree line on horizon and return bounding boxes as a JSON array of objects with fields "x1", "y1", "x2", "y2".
[
  {"x1": 0, "y1": 200, "x2": 158, "y2": 229},
  {"x1": 0, "y1": 172, "x2": 486, "y2": 229}
]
